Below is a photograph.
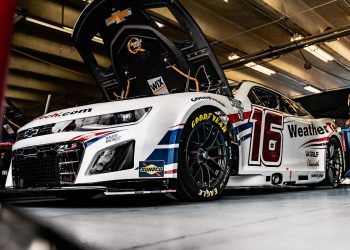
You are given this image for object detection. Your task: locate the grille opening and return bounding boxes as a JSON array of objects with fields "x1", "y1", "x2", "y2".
[
  {"x1": 89, "y1": 140, "x2": 135, "y2": 175},
  {"x1": 12, "y1": 142, "x2": 84, "y2": 188}
]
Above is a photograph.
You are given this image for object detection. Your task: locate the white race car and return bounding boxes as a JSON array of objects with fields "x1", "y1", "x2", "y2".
[{"x1": 5, "y1": 0, "x2": 345, "y2": 201}]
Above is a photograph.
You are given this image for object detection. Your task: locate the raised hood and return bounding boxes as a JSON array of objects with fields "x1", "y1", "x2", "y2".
[{"x1": 72, "y1": 0, "x2": 232, "y2": 101}]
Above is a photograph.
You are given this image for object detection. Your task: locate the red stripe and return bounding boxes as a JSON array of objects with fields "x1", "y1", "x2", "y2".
[
  {"x1": 70, "y1": 130, "x2": 113, "y2": 142},
  {"x1": 342, "y1": 133, "x2": 347, "y2": 153},
  {"x1": 228, "y1": 111, "x2": 251, "y2": 123},
  {"x1": 0, "y1": 141, "x2": 14, "y2": 149},
  {"x1": 170, "y1": 123, "x2": 185, "y2": 128},
  {"x1": 300, "y1": 136, "x2": 330, "y2": 148},
  {"x1": 165, "y1": 169, "x2": 177, "y2": 174}
]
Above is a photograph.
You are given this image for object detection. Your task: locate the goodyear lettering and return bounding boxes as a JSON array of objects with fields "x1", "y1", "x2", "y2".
[
  {"x1": 198, "y1": 188, "x2": 218, "y2": 197},
  {"x1": 191, "y1": 113, "x2": 227, "y2": 133},
  {"x1": 37, "y1": 108, "x2": 92, "y2": 120},
  {"x1": 191, "y1": 96, "x2": 225, "y2": 107}
]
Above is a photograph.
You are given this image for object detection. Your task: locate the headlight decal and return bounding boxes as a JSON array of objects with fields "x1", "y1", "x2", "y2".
[
  {"x1": 17, "y1": 107, "x2": 151, "y2": 141},
  {"x1": 70, "y1": 130, "x2": 120, "y2": 147}
]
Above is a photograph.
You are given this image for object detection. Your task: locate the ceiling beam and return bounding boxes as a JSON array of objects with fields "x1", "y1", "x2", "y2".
[{"x1": 221, "y1": 25, "x2": 350, "y2": 69}]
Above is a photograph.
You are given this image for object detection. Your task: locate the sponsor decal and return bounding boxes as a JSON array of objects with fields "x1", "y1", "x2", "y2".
[
  {"x1": 36, "y1": 108, "x2": 92, "y2": 120},
  {"x1": 147, "y1": 76, "x2": 169, "y2": 95},
  {"x1": 139, "y1": 161, "x2": 164, "y2": 178},
  {"x1": 24, "y1": 128, "x2": 39, "y2": 138},
  {"x1": 127, "y1": 37, "x2": 146, "y2": 54},
  {"x1": 191, "y1": 113, "x2": 227, "y2": 133},
  {"x1": 105, "y1": 8, "x2": 132, "y2": 26},
  {"x1": 56, "y1": 143, "x2": 78, "y2": 153},
  {"x1": 307, "y1": 159, "x2": 319, "y2": 167},
  {"x1": 191, "y1": 96, "x2": 225, "y2": 107},
  {"x1": 106, "y1": 134, "x2": 121, "y2": 143},
  {"x1": 305, "y1": 151, "x2": 319, "y2": 157},
  {"x1": 198, "y1": 188, "x2": 218, "y2": 197},
  {"x1": 3, "y1": 124, "x2": 14, "y2": 135},
  {"x1": 311, "y1": 172, "x2": 324, "y2": 178},
  {"x1": 1, "y1": 170, "x2": 8, "y2": 176},
  {"x1": 288, "y1": 122, "x2": 336, "y2": 138}
]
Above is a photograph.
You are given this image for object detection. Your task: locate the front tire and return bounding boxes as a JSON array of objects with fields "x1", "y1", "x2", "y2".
[
  {"x1": 175, "y1": 110, "x2": 232, "y2": 201},
  {"x1": 324, "y1": 137, "x2": 344, "y2": 187}
]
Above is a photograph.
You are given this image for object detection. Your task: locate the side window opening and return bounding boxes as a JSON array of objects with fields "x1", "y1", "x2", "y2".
[
  {"x1": 248, "y1": 89, "x2": 262, "y2": 106},
  {"x1": 252, "y1": 88, "x2": 280, "y2": 110}
]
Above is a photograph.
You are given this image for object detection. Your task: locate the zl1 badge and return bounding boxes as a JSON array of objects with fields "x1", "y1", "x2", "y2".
[{"x1": 139, "y1": 161, "x2": 164, "y2": 178}]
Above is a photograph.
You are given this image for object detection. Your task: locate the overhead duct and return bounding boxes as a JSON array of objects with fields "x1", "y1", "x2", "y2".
[{"x1": 222, "y1": 25, "x2": 350, "y2": 69}]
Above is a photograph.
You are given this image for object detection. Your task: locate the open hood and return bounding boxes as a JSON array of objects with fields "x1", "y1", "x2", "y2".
[{"x1": 72, "y1": 0, "x2": 231, "y2": 101}]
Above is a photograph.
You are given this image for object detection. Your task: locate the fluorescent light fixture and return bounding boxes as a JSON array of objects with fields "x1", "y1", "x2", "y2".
[
  {"x1": 26, "y1": 17, "x2": 71, "y2": 34},
  {"x1": 26, "y1": 17, "x2": 103, "y2": 44},
  {"x1": 155, "y1": 21, "x2": 165, "y2": 28},
  {"x1": 304, "y1": 85, "x2": 322, "y2": 94},
  {"x1": 245, "y1": 62, "x2": 276, "y2": 76},
  {"x1": 228, "y1": 53, "x2": 240, "y2": 61},
  {"x1": 291, "y1": 34, "x2": 334, "y2": 63},
  {"x1": 303, "y1": 45, "x2": 334, "y2": 62},
  {"x1": 228, "y1": 53, "x2": 276, "y2": 75}
]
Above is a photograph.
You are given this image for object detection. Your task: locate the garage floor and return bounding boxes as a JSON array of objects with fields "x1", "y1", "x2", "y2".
[{"x1": 6, "y1": 186, "x2": 350, "y2": 250}]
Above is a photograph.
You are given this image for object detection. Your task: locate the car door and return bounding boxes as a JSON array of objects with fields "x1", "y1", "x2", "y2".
[{"x1": 239, "y1": 85, "x2": 312, "y2": 174}]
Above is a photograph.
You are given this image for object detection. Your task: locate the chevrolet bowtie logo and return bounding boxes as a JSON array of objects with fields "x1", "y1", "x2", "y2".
[
  {"x1": 24, "y1": 128, "x2": 39, "y2": 138},
  {"x1": 105, "y1": 8, "x2": 132, "y2": 26}
]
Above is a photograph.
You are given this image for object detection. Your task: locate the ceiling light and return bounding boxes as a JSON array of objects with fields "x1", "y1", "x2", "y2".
[
  {"x1": 155, "y1": 21, "x2": 165, "y2": 28},
  {"x1": 303, "y1": 45, "x2": 334, "y2": 62},
  {"x1": 245, "y1": 62, "x2": 276, "y2": 76},
  {"x1": 26, "y1": 17, "x2": 103, "y2": 44},
  {"x1": 223, "y1": 0, "x2": 229, "y2": 2},
  {"x1": 228, "y1": 54, "x2": 276, "y2": 75},
  {"x1": 304, "y1": 85, "x2": 322, "y2": 94},
  {"x1": 228, "y1": 53, "x2": 240, "y2": 61},
  {"x1": 291, "y1": 34, "x2": 334, "y2": 63}
]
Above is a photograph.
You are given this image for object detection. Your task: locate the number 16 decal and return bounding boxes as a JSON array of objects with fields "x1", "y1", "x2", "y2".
[{"x1": 248, "y1": 106, "x2": 284, "y2": 167}]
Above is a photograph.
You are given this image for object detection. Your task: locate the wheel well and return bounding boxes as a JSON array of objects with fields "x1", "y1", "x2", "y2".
[{"x1": 186, "y1": 105, "x2": 239, "y2": 175}]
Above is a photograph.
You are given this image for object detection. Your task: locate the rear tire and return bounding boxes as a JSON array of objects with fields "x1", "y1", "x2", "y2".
[
  {"x1": 323, "y1": 137, "x2": 344, "y2": 187},
  {"x1": 175, "y1": 110, "x2": 232, "y2": 201}
]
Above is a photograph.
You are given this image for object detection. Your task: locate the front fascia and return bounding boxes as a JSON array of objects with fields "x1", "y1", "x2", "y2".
[{"x1": 9, "y1": 92, "x2": 241, "y2": 186}]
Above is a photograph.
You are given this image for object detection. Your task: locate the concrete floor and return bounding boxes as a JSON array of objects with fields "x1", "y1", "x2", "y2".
[{"x1": 6, "y1": 186, "x2": 350, "y2": 250}]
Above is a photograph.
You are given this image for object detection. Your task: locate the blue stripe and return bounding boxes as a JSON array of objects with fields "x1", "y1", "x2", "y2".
[
  {"x1": 159, "y1": 128, "x2": 183, "y2": 145},
  {"x1": 85, "y1": 132, "x2": 115, "y2": 147},
  {"x1": 238, "y1": 133, "x2": 252, "y2": 145},
  {"x1": 147, "y1": 148, "x2": 179, "y2": 165},
  {"x1": 235, "y1": 123, "x2": 252, "y2": 135}
]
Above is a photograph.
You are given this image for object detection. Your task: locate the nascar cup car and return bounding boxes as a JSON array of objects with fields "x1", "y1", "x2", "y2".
[{"x1": 5, "y1": 0, "x2": 346, "y2": 201}]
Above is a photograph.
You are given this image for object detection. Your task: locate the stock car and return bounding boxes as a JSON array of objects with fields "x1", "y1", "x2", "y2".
[{"x1": 4, "y1": 0, "x2": 346, "y2": 201}]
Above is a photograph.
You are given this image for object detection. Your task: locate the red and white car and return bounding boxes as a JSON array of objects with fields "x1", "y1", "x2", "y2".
[{"x1": 4, "y1": 0, "x2": 345, "y2": 201}]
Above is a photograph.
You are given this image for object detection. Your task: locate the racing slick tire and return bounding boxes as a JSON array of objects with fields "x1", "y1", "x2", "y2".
[
  {"x1": 323, "y1": 137, "x2": 344, "y2": 187},
  {"x1": 175, "y1": 109, "x2": 233, "y2": 201}
]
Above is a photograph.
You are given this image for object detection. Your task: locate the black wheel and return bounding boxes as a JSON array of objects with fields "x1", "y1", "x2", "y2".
[
  {"x1": 324, "y1": 137, "x2": 344, "y2": 187},
  {"x1": 175, "y1": 110, "x2": 233, "y2": 201}
]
